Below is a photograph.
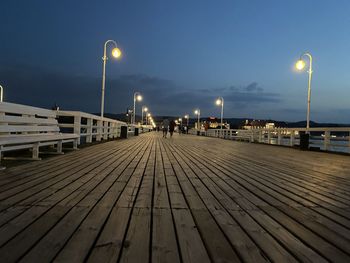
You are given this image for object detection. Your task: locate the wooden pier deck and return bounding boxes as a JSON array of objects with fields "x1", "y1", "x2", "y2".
[{"x1": 0, "y1": 132, "x2": 350, "y2": 263}]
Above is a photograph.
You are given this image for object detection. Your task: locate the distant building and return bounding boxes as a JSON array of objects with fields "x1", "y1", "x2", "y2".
[
  {"x1": 265, "y1": 122, "x2": 275, "y2": 129},
  {"x1": 203, "y1": 117, "x2": 230, "y2": 130},
  {"x1": 242, "y1": 119, "x2": 281, "y2": 130}
]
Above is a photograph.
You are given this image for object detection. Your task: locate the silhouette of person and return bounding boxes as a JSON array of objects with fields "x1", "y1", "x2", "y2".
[
  {"x1": 169, "y1": 119, "x2": 176, "y2": 137},
  {"x1": 162, "y1": 119, "x2": 169, "y2": 138}
]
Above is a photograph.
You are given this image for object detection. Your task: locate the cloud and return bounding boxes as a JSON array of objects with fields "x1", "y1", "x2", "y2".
[
  {"x1": 0, "y1": 64, "x2": 281, "y2": 117},
  {"x1": 211, "y1": 82, "x2": 281, "y2": 104}
]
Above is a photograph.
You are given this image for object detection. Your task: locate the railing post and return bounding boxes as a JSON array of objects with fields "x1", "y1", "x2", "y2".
[
  {"x1": 73, "y1": 116, "x2": 81, "y2": 145},
  {"x1": 96, "y1": 120, "x2": 102, "y2": 141},
  {"x1": 258, "y1": 130, "x2": 263, "y2": 143},
  {"x1": 86, "y1": 118, "x2": 93, "y2": 143},
  {"x1": 277, "y1": 130, "x2": 282, "y2": 145},
  {"x1": 110, "y1": 123, "x2": 116, "y2": 138},
  {"x1": 324, "y1": 131, "x2": 331, "y2": 151},
  {"x1": 290, "y1": 130, "x2": 295, "y2": 146},
  {"x1": 267, "y1": 130, "x2": 271, "y2": 144},
  {"x1": 103, "y1": 121, "x2": 107, "y2": 140},
  {"x1": 117, "y1": 124, "x2": 122, "y2": 138},
  {"x1": 108, "y1": 122, "x2": 112, "y2": 138}
]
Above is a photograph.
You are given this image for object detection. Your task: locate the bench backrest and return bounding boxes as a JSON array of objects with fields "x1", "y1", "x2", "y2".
[{"x1": 0, "y1": 102, "x2": 59, "y2": 136}]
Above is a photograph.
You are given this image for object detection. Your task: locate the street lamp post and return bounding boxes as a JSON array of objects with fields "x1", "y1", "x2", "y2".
[
  {"x1": 146, "y1": 113, "x2": 151, "y2": 125},
  {"x1": 141, "y1": 106, "x2": 148, "y2": 125},
  {"x1": 0, "y1": 85, "x2": 3, "y2": 102},
  {"x1": 178, "y1": 118, "x2": 183, "y2": 133},
  {"x1": 194, "y1": 109, "x2": 200, "y2": 130},
  {"x1": 184, "y1": 114, "x2": 189, "y2": 126},
  {"x1": 216, "y1": 97, "x2": 224, "y2": 130},
  {"x1": 101, "y1": 40, "x2": 122, "y2": 118},
  {"x1": 295, "y1": 52, "x2": 313, "y2": 131},
  {"x1": 133, "y1": 92, "x2": 142, "y2": 124}
]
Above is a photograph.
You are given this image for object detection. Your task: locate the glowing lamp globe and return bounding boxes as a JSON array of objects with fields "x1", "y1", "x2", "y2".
[
  {"x1": 112, "y1": 48, "x2": 122, "y2": 58},
  {"x1": 144, "y1": 107, "x2": 148, "y2": 112},
  {"x1": 295, "y1": 59, "x2": 306, "y2": 71},
  {"x1": 216, "y1": 99, "x2": 222, "y2": 106},
  {"x1": 194, "y1": 110, "x2": 199, "y2": 115},
  {"x1": 136, "y1": 95, "x2": 142, "y2": 101}
]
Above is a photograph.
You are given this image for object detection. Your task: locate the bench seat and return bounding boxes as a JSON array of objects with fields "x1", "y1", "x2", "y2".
[{"x1": 0, "y1": 133, "x2": 79, "y2": 147}]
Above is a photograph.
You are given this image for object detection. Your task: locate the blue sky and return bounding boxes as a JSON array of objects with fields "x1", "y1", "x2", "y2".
[{"x1": 1, "y1": 0, "x2": 350, "y2": 123}]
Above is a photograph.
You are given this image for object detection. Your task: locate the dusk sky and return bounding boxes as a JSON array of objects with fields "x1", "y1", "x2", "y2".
[{"x1": 1, "y1": 0, "x2": 350, "y2": 123}]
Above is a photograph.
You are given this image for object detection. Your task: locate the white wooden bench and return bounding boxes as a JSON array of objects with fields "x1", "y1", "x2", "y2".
[{"x1": 0, "y1": 102, "x2": 79, "y2": 167}]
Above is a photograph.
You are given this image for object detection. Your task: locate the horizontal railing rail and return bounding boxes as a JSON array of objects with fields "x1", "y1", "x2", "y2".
[
  {"x1": 57, "y1": 111, "x2": 127, "y2": 145},
  {"x1": 191, "y1": 127, "x2": 350, "y2": 153}
]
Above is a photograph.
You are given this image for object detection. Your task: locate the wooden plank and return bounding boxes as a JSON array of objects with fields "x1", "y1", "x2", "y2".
[
  {"x1": 162, "y1": 140, "x2": 241, "y2": 263},
  {"x1": 173, "y1": 136, "x2": 350, "y2": 262},
  {"x1": 0, "y1": 102, "x2": 56, "y2": 118},
  {"x1": 0, "y1": 132, "x2": 349, "y2": 262},
  {"x1": 172, "y1": 208, "x2": 211, "y2": 263},
  {"x1": 86, "y1": 139, "x2": 153, "y2": 262},
  {"x1": 0, "y1": 125, "x2": 59, "y2": 133},
  {"x1": 0, "y1": 140, "x2": 148, "y2": 250},
  {"x1": 0, "y1": 138, "x2": 151, "y2": 262},
  {"x1": 50, "y1": 140, "x2": 152, "y2": 262},
  {"x1": 151, "y1": 208, "x2": 181, "y2": 263},
  {"x1": 0, "y1": 115, "x2": 58, "y2": 125},
  {"x1": 0, "y1": 137, "x2": 133, "y2": 188}
]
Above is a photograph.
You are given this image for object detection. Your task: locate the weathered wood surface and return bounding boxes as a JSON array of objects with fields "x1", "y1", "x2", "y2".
[{"x1": 0, "y1": 132, "x2": 350, "y2": 263}]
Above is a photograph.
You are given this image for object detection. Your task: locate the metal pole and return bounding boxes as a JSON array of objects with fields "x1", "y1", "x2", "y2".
[
  {"x1": 141, "y1": 106, "x2": 144, "y2": 125},
  {"x1": 304, "y1": 53, "x2": 313, "y2": 132},
  {"x1": 220, "y1": 97, "x2": 224, "y2": 130},
  {"x1": 101, "y1": 40, "x2": 118, "y2": 118},
  {"x1": 306, "y1": 53, "x2": 312, "y2": 133},
  {"x1": 133, "y1": 93, "x2": 136, "y2": 125},
  {"x1": 197, "y1": 110, "x2": 200, "y2": 130},
  {"x1": 101, "y1": 46, "x2": 107, "y2": 118},
  {"x1": 0, "y1": 85, "x2": 3, "y2": 102}
]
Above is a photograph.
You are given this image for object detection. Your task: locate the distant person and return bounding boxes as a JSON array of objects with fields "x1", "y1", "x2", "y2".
[
  {"x1": 51, "y1": 103, "x2": 59, "y2": 111},
  {"x1": 157, "y1": 126, "x2": 160, "y2": 132},
  {"x1": 162, "y1": 119, "x2": 169, "y2": 138},
  {"x1": 169, "y1": 119, "x2": 176, "y2": 137}
]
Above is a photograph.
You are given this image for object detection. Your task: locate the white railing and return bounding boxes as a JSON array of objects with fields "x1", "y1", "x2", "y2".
[
  {"x1": 196, "y1": 127, "x2": 350, "y2": 153},
  {"x1": 127, "y1": 124, "x2": 153, "y2": 136},
  {"x1": 57, "y1": 111, "x2": 127, "y2": 145}
]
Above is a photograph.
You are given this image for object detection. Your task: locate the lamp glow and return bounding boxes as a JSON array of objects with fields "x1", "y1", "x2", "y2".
[
  {"x1": 216, "y1": 99, "x2": 222, "y2": 105},
  {"x1": 295, "y1": 59, "x2": 306, "y2": 70},
  {"x1": 112, "y1": 47, "x2": 122, "y2": 58},
  {"x1": 136, "y1": 95, "x2": 142, "y2": 101}
]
